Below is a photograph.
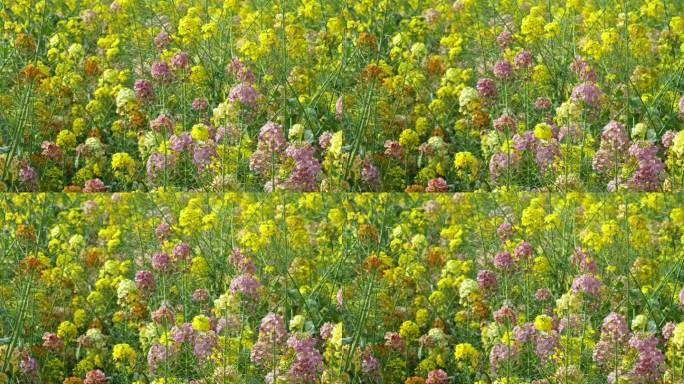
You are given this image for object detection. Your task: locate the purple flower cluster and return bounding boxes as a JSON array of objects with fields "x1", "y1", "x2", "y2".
[
  {"x1": 250, "y1": 313, "x2": 323, "y2": 383},
  {"x1": 171, "y1": 322, "x2": 195, "y2": 344},
  {"x1": 147, "y1": 343, "x2": 176, "y2": 373},
  {"x1": 229, "y1": 247, "x2": 256, "y2": 274},
  {"x1": 192, "y1": 141, "x2": 218, "y2": 172},
  {"x1": 535, "y1": 332, "x2": 560, "y2": 364},
  {"x1": 134, "y1": 270, "x2": 155, "y2": 291},
  {"x1": 134, "y1": 79, "x2": 153, "y2": 100},
  {"x1": 146, "y1": 152, "x2": 177, "y2": 181},
  {"x1": 151, "y1": 60, "x2": 172, "y2": 81},
  {"x1": 571, "y1": 81, "x2": 603, "y2": 108},
  {"x1": 571, "y1": 273, "x2": 602, "y2": 298},
  {"x1": 228, "y1": 83, "x2": 259, "y2": 108},
  {"x1": 514, "y1": 241, "x2": 532, "y2": 260},
  {"x1": 534, "y1": 96, "x2": 552, "y2": 110},
  {"x1": 489, "y1": 342, "x2": 519, "y2": 374},
  {"x1": 151, "y1": 251, "x2": 170, "y2": 270},
  {"x1": 493, "y1": 114, "x2": 517, "y2": 133},
  {"x1": 592, "y1": 120, "x2": 628, "y2": 188},
  {"x1": 169, "y1": 132, "x2": 193, "y2": 151},
  {"x1": 593, "y1": 312, "x2": 664, "y2": 383},
  {"x1": 146, "y1": 318, "x2": 224, "y2": 375},
  {"x1": 155, "y1": 222, "x2": 171, "y2": 240},
  {"x1": 172, "y1": 242, "x2": 191, "y2": 261},
  {"x1": 42, "y1": 332, "x2": 62, "y2": 350},
  {"x1": 497, "y1": 30, "x2": 513, "y2": 49},
  {"x1": 476, "y1": 269, "x2": 497, "y2": 294},
  {"x1": 149, "y1": 114, "x2": 173, "y2": 133},
  {"x1": 154, "y1": 31, "x2": 170, "y2": 49},
  {"x1": 41, "y1": 141, "x2": 62, "y2": 160},
  {"x1": 570, "y1": 55, "x2": 597, "y2": 82},
  {"x1": 286, "y1": 333, "x2": 323, "y2": 383},
  {"x1": 171, "y1": 52, "x2": 189, "y2": 70},
  {"x1": 493, "y1": 251, "x2": 513, "y2": 270},
  {"x1": 384, "y1": 332, "x2": 404, "y2": 350},
  {"x1": 226, "y1": 57, "x2": 259, "y2": 112},
  {"x1": 477, "y1": 78, "x2": 497, "y2": 99},
  {"x1": 513, "y1": 50, "x2": 533, "y2": 69},
  {"x1": 425, "y1": 177, "x2": 448, "y2": 192},
  {"x1": 250, "y1": 121, "x2": 323, "y2": 191},
  {"x1": 151, "y1": 305, "x2": 174, "y2": 324},
  {"x1": 600, "y1": 120, "x2": 629, "y2": 152},
  {"x1": 493, "y1": 59, "x2": 513, "y2": 79},
  {"x1": 627, "y1": 333, "x2": 664, "y2": 382},
  {"x1": 513, "y1": 132, "x2": 537, "y2": 152},
  {"x1": 18, "y1": 160, "x2": 36, "y2": 186},
  {"x1": 250, "y1": 121, "x2": 287, "y2": 177},
  {"x1": 425, "y1": 369, "x2": 448, "y2": 384},
  {"x1": 227, "y1": 57, "x2": 255, "y2": 84},
  {"x1": 84, "y1": 369, "x2": 107, "y2": 384},
  {"x1": 489, "y1": 151, "x2": 520, "y2": 183},
  {"x1": 250, "y1": 312, "x2": 287, "y2": 365},
  {"x1": 592, "y1": 120, "x2": 664, "y2": 191},
  {"x1": 513, "y1": 322, "x2": 537, "y2": 344},
  {"x1": 19, "y1": 352, "x2": 38, "y2": 374},
  {"x1": 510, "y1": 321, "x2": 560, "y2": 366},
  {"x1": 361, "y1": 347, "x2": 381, "y2": 376},
  {"x1": 493, "y1": 305, "x2": 517, "y2": 324},
  {"x1": 284, "y1": 142, "x2": 321, "y2": 191},
  {"x1": 384, "y1": 140, "x2": 404, "y2": 159},
  {"x1": 496, "y1": 221, "x2": 513, "y2": 241},
  {"x1": 193, "y1": 331, "x2": 218, "y2": 359},
  {"x1": 229, "y1": 273, "x2": 260, "y2": 299},
  {"x1": 593, "y1": 312, "x2": 629, "y2": 364},
  {"x1": 83, "y1": 178, "x2": 106, "y2": 192},
  {"x1": 361, "y1": 160, "x2": 380, "y2": 187},
  {"x1": 627, "y1": 141, "x2": 664, "y2": 191},
  {"x1": 570, "y1": 247, "x2": 596, "y2": 273}
]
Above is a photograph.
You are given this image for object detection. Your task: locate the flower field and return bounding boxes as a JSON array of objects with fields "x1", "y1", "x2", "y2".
[
  {"x1": 2, "y1": 0, "x2": 684, "y2": 382},
  {"x1": 1, "y1": 0, "x2": 684, "y2": 191},
  {"x1": 1, "y1": 192, "x2": 684, "y2": 383}
]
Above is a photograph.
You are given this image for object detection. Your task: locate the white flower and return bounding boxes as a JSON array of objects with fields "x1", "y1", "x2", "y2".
[
  {"x1": 459, "y1": 278, "x2": 478, "y2": 300},
  {"x1": 458, "y1": 86, "x2": 478, "y2": 108},
  {"x1": 115, "y1": 88, "x2": 135, "y2": 110},
  {"x1": 116, "y1": 279, "x2": 136, "y2": 300}
]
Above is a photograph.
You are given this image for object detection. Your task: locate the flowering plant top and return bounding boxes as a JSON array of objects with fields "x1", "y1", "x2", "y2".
[{"x1": 1, "y1": 0, "x2": 683, "y2": 191}]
